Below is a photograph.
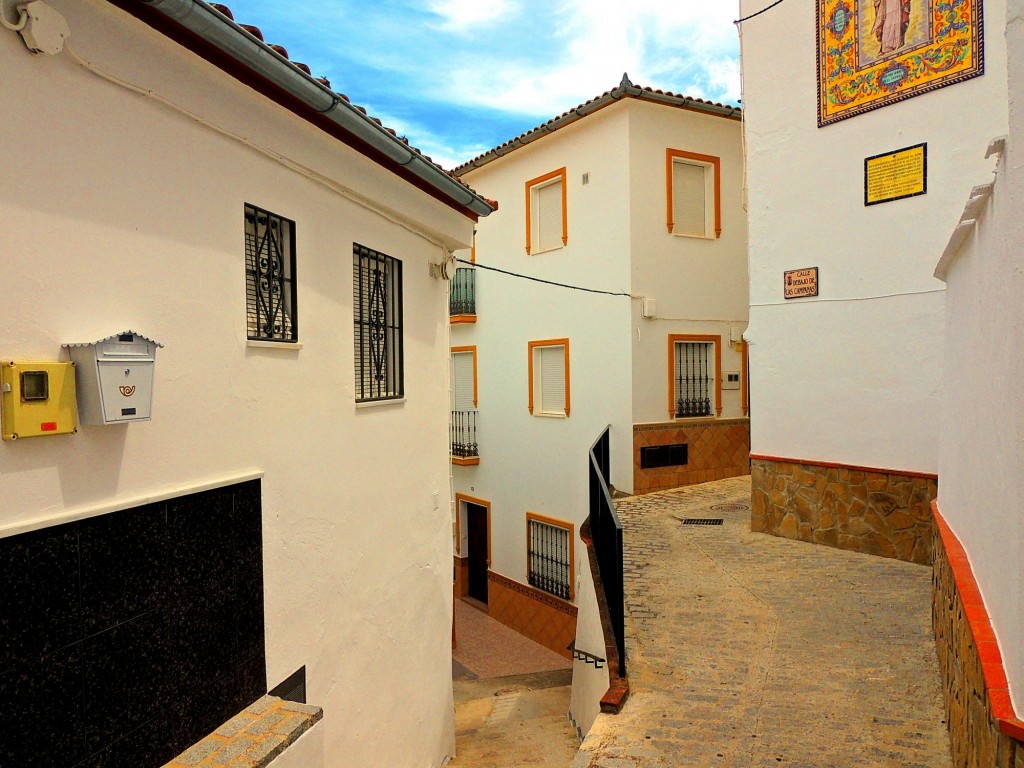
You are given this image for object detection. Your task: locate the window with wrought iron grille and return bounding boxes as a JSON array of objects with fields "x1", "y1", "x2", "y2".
[
  {"x1": 527, "y1": 514, "x2": 573, "y2": 601},
  {"x1": 353, "y1": 244, "x2": 403, "y2": 402},
  {"x1": 245, "y1": 204, "x2": 297, "y2": 342},
  {"x1": 673, "y1": 341, "x2": 714, "y2": 418}
]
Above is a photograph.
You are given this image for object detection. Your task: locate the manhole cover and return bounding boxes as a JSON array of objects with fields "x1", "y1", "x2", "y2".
[
  {"x1": 681, "y1": 518, "x2": 724, "y2": 526},
  {"x1": 710, "y1": 503, "x2": 750, "y2": 512}
]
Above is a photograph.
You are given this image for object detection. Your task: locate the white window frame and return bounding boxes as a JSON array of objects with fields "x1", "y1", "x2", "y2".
[
  {"x1": 525, "y1": 168, "x2": 567, "y2": 255},
  {"x1": 666, "y1": 149, "x2": 721, "y2": 240}
]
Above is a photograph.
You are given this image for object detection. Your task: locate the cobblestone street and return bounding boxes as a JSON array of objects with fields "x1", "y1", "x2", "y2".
[{"x1": 574, "y1": 476, "x2": 951, "y2": 768}]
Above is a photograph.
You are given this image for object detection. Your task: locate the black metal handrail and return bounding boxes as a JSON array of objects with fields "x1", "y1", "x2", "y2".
[
  {"x1": 589, "y1": 426, "x2": 625, "y2": 676},
  {"x1": 451, "y1": 410, "x2": 479, "y2": 458},
  {"x1": 449, "y1": 267, "x2": 476, "y2": 316}
]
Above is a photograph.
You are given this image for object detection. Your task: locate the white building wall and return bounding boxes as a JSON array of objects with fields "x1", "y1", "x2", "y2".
[
  {"x1": 454, "y1": 103, "x2": 634, "y2": 586},
  {"x1": 937, "y1": 3, "x2": 1024, "y2": 708},
  {"x1": 1, "y1": 2, "x2": 466, "y2": 764},
  {"x1": 626, "y1": 101, "x2": 748, "y2": 423},
  {"x1": 740, "y1": 0, "x2": 1009, "y2": 472}
]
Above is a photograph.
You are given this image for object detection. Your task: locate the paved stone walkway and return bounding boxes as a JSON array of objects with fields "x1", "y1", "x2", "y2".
[
  {"x1": 450, "y1": 669, "x2": 578, "y2": 767},
  {"x1": 574, "y1": 476, "x2": 952, "y2": 768}
]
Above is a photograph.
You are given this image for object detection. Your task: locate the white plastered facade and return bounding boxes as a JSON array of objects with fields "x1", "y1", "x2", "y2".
[
  {"x1": 451, "y1": 97, "x2": 747, "y2": 630},
  {"x1": 935, "y1": 2, "x2": 1024, "y2": 709},
  {"x1": 739, "y1": 0, "x2": 1009, "y2": 473},
  {"x1": 0, "y1": 1, "x2": 470, "y2": 764}
]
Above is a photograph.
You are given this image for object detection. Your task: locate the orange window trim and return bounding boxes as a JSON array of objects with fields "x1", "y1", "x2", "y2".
[
  {"x1": 450, "y1": 315, "x2": 476, "y2": 324},
  {"x1": 527, "y1": 338, "x2": 571, "y2": 416},
  {"x1": 524, "y1": 167, "x2": 568, "y2": 254},
  {"x1": 455, "y1": 493, "x2": 492, "y2": 563},
  {"x1": 667, "y1": 334, "x2": 722, "y2": 420},
  {"x1": 526, "y1": 511, "x2": 575, "y2": 600},
  {"x1": 741, "y1": 340, "x2": 749, "y2": 416},
  {"x1": 451, "y1": 345, "x2": 478, "y2": 407},
  {"x1": 471, "y1": 232, "x2": 476, "y2": 264},
  {"x1": 665, "y1": 149, "x2": 721, "y2": 238}
]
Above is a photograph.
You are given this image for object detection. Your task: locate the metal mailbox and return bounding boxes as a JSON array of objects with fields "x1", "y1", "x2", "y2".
[{"x1": 64, "y1": 331, "x2": 163, "y2": 425}]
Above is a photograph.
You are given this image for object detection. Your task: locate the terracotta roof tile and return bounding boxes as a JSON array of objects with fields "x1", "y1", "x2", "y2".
[
  {"x1": 453, "y1": 74, "x2": 741, "y2": 176},
  {"x1": 204, "y1": 3, "x2": 494, "y2": 206}
]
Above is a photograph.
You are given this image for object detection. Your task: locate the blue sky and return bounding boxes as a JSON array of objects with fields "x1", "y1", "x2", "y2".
[{"x1": 221, "y1": 1, "x2": 742, "y2": 169}]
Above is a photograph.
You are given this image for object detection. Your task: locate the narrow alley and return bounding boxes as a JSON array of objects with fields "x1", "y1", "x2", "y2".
[{"x1": 574, "y1": 476, "x2": 951, "y2": 767}]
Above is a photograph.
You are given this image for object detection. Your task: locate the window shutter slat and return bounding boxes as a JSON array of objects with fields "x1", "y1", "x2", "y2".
[
  {"x1": 537, "y1": 180, "x2": 563, "y2": 252},
  {"x1": 672, "y1": 161, "x2": 706, "y2": 237},
  {"x1": 451, "y1": 351, "x2": 475, "y2": 411},
  {"x1": 538, "y1": 344, "x2": 565, "y2": 414}
]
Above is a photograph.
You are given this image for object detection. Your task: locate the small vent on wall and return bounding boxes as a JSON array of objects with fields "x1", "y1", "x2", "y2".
[
  {"x1": 581, "y1": 172, "x2": 590, "y2": 185},
  {"x1": 640, "y1": 443, "x2": 687, "y2": 469},
  {"x1": 269, "y1": 666, "x2": 307, "y2": 704}
]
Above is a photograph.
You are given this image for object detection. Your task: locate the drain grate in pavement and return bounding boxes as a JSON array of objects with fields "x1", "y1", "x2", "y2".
[
  {"x1": 710, "y1": 503, "x2": 750, "y2": 512},
  {"x1": 681, "y1": 518, "x2": 724, "y2": 526}
]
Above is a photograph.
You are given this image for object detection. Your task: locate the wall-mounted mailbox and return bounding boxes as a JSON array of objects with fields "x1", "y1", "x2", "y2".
[
  {"x1": 64, "y1": 331, "x2": 163, "y2": 425},
  {"x1": 1, "y1": 360, "x2": 78, "y2": 440}
]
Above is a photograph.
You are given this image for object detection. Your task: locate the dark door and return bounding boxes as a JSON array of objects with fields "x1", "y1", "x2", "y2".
[{"x1": 467, "y1": 503, "x2": 488, "y2": 603}]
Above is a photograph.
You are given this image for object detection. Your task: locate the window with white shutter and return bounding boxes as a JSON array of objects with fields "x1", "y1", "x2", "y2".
[
  {"x1": 672, "y1": 161, "x2": 707, "y2": 237},
  {"x1": 451, "y1": 348, "x2": 477, "y2": 411},
  {"x1": 525, "y1": 168, "x2": 567, "y2": 254},
  {"x1": 666, "y1": 149, "x2": 721, "y2": 239},
  {"x1": 528, "y1": 339, "x2": 570, "y2": 417}
]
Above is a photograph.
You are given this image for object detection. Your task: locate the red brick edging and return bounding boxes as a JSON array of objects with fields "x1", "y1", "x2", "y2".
[{"x1": 933, "y1": 502, "x2": 1024, "y2": 741}]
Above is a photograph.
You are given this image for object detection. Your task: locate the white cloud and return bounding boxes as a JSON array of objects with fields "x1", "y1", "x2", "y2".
[
  {"x1": 417, "y1": 0, "x2": 741, "y2": 117},
  {"x1": 426, "y1": 0, "x2": 515, "y2": 33}
]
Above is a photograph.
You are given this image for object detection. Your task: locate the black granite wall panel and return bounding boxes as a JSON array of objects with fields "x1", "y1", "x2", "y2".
[{"x1": 0, "y1": 480, "x2": 266, "y2": 768}]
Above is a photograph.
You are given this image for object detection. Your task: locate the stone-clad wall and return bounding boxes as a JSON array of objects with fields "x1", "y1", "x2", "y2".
[
  {"x1": 751, "y1": 458, "x2": 936, "y2": 565},
  {"x1": 933, "y1": 509, "x2": 1024, "y2": 767}
]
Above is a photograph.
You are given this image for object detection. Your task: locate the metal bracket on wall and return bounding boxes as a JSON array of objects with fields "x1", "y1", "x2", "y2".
[{"x1": 567, "y1": 641, "x2": 605, "y2": 669}]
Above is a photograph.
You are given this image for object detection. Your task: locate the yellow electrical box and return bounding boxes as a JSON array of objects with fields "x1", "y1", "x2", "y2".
[{"x1": 1, "y1": 360, "x2": 78, "y2": 441}]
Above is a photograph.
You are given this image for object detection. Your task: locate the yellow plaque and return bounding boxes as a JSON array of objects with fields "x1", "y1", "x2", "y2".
[{"x1": 865, "y1": 143, "x2": 927, "y2": 206}]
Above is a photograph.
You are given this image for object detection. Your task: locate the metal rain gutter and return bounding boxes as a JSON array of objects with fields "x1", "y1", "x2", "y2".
[{"x1": 138, "y1": 0, "x2": 494, "y2": 217}]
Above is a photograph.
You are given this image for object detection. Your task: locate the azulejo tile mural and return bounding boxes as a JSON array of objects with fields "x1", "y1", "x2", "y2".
[{"x1": 817, "y1": 0, "x2": 984, "y2": 126}]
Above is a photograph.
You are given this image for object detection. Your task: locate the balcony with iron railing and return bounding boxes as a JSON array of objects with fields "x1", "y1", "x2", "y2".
[
  {"x1": 449, "y1": 267, "x2": 476, "y2": 322},
  {"x1": 451, "y1": 410, "x2": 479, "y2": 465}
]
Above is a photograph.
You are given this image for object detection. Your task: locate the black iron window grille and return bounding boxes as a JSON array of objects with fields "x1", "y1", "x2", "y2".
[
  {"x1": 245, "y1": 204, "x2": 297, "y2": 342},
  {"x1": 353, "y1": 244, "x2": 404, "y2": 402},
  {"x1": 451, "y1": 410, "x2": 479, "y2": 458},
  {"x1": 674, "y1": 341, "x2": 712, "y2": 418},
  {"x1": 450, "y1": 267, "x2": 476, "y2": 316},
  {"x1": 528, "y1": 517, "x2": 571, "y2": 600}
]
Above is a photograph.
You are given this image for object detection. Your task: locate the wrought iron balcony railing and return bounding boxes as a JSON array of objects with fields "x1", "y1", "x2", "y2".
[
  {"x1": 451, "y1": 410, "x2": 479, "y2": 460},
  {"x1": 450, "y1": 267, "x2": 476, "y2": 317}
]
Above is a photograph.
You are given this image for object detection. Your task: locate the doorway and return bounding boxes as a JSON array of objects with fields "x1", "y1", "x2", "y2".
[{"x1": 467, "y1": 502, "x2": 489, "y2": 603}]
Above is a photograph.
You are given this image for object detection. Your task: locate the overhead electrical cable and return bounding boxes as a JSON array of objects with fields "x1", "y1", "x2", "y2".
[
  {"x1": 734, "y1": 0, "x2": 787, "y2": 24},
  {"x1": 454, "y1": 258, "x2": 634, "y2": 298}
]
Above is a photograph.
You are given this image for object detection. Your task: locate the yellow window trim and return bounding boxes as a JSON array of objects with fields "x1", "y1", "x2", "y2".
[
  {"x1": 524, "y1": 167, "x2": 568, "y2": 254},
  {"x1": 667, "y1": 334, "x2": 722, "y2": 420},
  {"x1": 526, "y1": 511, "x2": 575, "y2": 601},
  {"x1": 665, "y1": 149, "x2": 721, "y2": 238},
  {"x1": 527, "y1": 338, "x2": 570, "y2": 417}
]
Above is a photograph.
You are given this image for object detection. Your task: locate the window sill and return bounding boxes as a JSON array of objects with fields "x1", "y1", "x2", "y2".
[
  {"x1": 671, "y1": 231, "x2": 715, "y2": 240},
  {"x1": 355, "y1": 398, "x2": 406, "y2": 409},
  {"x1": 450, "y1": 314, "x2": 477, "y2": 324},
  {"x1": 451, "y1": 456, "x2": 480, "y2": 466},
  {"x1": 247, "y1": 340, "x2": 303, "y2": 350},
  {"x1": 530, "y1": 244, "x2": 564, "y2": 255},
  {"x1": 533, "y1": 412, "x2": 569, "y2": 419}
]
